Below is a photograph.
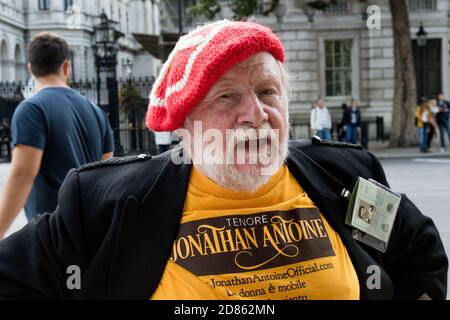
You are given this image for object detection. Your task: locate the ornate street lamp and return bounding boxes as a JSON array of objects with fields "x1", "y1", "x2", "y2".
[
  {"x1": 93, "y1": 9, "x2": 125, "y2": 155},
  {"x1": 416, "y1": 23, "x2": 428, "y2": 98},
  {"x1": 416, "y1": 23, "x2": 428, "y2": 47}
]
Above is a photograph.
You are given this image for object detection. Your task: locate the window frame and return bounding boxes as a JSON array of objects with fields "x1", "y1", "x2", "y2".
[
  {"x1": 64, "y1": 0, "x2": 74, "y2": 11},
  {"x1": 408, "y1": 0, "x2": 437, "y2": 12},
  {"x1": 323, "y1": 2, "x2": 351, "y2": 14},
  {"x1": 38, "y1": 0, "x2": 50, "y2": 10},
  {"x1": 324, "y1": 39, "x2": 353, "y2": 97},
  {"x1": 318, "y1": 32, "x2": 360, "y2": 102}
]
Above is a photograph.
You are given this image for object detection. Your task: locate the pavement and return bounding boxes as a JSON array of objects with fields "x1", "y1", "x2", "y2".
[
  {"x1": 380, "y1": 157, "x2": 450, "y2": 299},
  {"x1": 368, "y1": 140, "x2": 450, "y2": 159}
]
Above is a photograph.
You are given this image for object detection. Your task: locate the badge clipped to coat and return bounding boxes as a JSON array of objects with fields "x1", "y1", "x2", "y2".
[{"x1": 345, "y1": 177, "x2": 402, "y2": 253}]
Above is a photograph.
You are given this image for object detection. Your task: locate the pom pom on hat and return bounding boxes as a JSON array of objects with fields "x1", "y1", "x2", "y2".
[{"x1": 145, "y1": 19, "x2": 285, "y2": 132}]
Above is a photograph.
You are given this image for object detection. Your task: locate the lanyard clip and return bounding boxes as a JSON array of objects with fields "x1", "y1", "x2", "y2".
[{"x1": 341, "y1": 188, "x2": 351, "y2": 200}]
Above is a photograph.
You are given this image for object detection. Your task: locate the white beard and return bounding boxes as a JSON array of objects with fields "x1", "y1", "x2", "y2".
[{"x1": 191, "y1": 123, "x2": 289, "y2": 193}]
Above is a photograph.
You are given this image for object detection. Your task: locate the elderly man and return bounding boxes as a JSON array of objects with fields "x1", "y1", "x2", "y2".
[{"x1": 0, "y1": 20, "x2": 447, "y2": 300}]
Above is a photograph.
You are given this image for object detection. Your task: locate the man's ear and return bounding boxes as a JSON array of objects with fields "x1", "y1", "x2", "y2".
[
  {"x1": 61, "y1": 60, "x2": 71, "y2": 79},
  {"x1": 27, "y1": 63, "x2": 33, "y2": 77},
  {"x1": 174, "y1": 127, "x2": 189, "y2": 143},
  {"x1": 175, "y1": 117, "x2": 194, "y2": 144}
]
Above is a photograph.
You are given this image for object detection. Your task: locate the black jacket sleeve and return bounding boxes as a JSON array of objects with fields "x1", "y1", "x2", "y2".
[
  {"x1": 0, "y1": 169, "x2": 88, "y2": 299},
  {"x1": 368, "y1": 152, "x2": 448, "y2": 300}
]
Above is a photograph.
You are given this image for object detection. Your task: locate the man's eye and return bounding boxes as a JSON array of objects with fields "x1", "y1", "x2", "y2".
[
  {"x1": 258, "y1": 89, "x2": 276, "y2": 96},
  {"x1": 219, "y1": 93, "x2": 235, "y2": 100}
]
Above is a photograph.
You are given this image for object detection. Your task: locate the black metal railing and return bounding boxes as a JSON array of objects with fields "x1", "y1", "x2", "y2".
[{"x1": 0, "y1": 77, "x2": 157, "y2": 161}]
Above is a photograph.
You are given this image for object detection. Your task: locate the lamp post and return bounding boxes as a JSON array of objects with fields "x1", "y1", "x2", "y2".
[
  {"x1": 416, "y1": 23, "x2": 428, "y2": 99},
  {"x1": 93, "y1": 9, "x2": 125, "y2": 155}
]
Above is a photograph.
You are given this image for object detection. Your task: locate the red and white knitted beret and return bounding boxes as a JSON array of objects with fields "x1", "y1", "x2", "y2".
[{"x1": 145, "y1": 19, "x2": 285, "y2": 131}]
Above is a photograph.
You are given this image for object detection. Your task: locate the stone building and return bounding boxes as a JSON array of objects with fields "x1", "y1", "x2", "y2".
[
  {"x1": 0, "y1": 0, "x2": 160, "y2": 83},
  {"x1": 1, "y1": 0, "x2": 449, "y2": 138},
  {"x1": 252, "y1": 0, "x2": 450, "y2": 137}
]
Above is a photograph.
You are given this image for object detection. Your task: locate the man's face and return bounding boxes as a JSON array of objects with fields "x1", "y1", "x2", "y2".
[
  {"x1": 359, "y1": 206, "x2": 369, "y2": 219},
  {"x1": 438, "y1": 94, "x2": 445, "y2": 101},
  {"x1": 182, "y1": 52, "x2": 289, "y2": 192},
  {"x1": 317, "y1": 99, "x2": 324, "y2": 108}
]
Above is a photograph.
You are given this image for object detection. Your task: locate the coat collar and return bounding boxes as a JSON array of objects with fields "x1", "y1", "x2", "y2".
[
  {"x1": 107, "y1": 149, "x2": 192, "y2": 299},
  {"x1": 108, "y1": 141, "x2": 393, "y2": 299}
]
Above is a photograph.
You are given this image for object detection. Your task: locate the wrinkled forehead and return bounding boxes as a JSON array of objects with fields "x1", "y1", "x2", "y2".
[{"x1": 214, "y1": 52, "x2": 282, "y2": 85}]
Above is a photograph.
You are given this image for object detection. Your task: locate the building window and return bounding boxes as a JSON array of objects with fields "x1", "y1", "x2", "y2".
[
  {"x1": 324, "y1": 2, "x2": 350, "y2": 14},
  {"x1": 64, "y1": 0, "x2": 73, "y2": 10},
  {"x1": 409, "y1": 0, "x2": 437, "y2": 11},
  {"x1": 325, "y1": 39, "x2": 352, "y2": 97},
  {"x1": 38, "y1": 0, "x2": 50, "y2": 10}
]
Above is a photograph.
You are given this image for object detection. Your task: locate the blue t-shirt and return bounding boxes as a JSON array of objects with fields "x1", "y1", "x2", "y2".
[{"x1": 11, "y1": 87, "x2": 114, "y2": 220}]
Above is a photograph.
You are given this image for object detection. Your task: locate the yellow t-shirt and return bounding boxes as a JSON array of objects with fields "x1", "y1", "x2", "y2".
[{"x1": 151, "y1": 165, "x2": 359, "y2": 300}]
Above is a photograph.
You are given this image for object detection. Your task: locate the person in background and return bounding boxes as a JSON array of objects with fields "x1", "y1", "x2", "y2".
[
  {"x1": 427, "y1": 99, "x2": 439, "y2": 150},
  {"x1": 0, "y1": 32, "x2": 114, "y2": 239},
  {"x1": 436, "y1": 92, "x2": 450, "y2": 153},
  {"x1": 154, "y1": 131, "x2": 172, "y2": 154},
  {"x1": 337, "y1": 103, "x2": 348, "y2": 142},
  {"x1": 0, "y1": 119, "x2": 11, "y2": 162},
  {"x1": 343, "y1": 99, "x2": 361, "y2": 144},
  {"x1": 430, "y1": 99, "x2": 439, "y2": 114},
  {"x1": 415, "y1": 97, "x2": 437, "y2": 153},
  {"x1": 310, "y1": 97, "x2": 332, "y2": 140}
]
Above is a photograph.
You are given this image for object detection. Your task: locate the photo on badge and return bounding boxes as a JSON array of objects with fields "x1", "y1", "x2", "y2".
[{"x1": 357, "y1": 200, "x2": 375, "y2": 225}]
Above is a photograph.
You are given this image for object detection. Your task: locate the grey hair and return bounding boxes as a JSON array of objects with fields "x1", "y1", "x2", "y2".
[{"x1": 276, "y1": 60, "x2": 292, "y2": 111}]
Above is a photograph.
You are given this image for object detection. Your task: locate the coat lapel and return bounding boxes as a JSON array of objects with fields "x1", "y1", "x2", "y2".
[{"x1": 107, "y1": 151, "x2": 192, "y2": 299}]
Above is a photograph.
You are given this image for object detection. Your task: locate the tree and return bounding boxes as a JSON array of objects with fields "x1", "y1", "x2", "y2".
[
  {"x1": 190, "y1": 0, "x2": 279, "y2": 20},
  {"x1": 388, "y1": 0, "x2": 417, "y2": 147},
  {"x1": 192, "y1": 0, "x2": 418, "y2": 147}
]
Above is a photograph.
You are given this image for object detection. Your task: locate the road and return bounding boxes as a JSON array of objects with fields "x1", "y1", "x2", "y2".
[
  {"x1": 0, "y1": 158, "x2": 449, "y2": 298},
  {"x1": 380, "y1": 157, "x2": 450, "y2": 299}
]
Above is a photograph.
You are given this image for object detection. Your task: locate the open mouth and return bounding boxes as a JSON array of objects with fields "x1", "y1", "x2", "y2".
[
  {"x1": 235, "y1": 136, "x2": 273, "y2": 160},
  {"x1": 237, "y1": 136, "x2": 270, "y2": 148}
]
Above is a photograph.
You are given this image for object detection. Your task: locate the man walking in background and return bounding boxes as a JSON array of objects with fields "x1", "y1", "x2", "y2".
[
  {"x1": 343, "y1": 99, "x2": 361, "y2": 144},
  {"x1": 0, "y1": 32, "x2": 114, "y2": 239},
  {"x1": 436, "y1": 92, "x2": 450, "y2": 153},
  {"x1": 310, "y1": 97, "x2": 332, "y2": 140}
]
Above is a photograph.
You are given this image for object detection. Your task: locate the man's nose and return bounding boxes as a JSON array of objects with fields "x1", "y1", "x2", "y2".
[{"x1": 236, "y1": 93, "x2": 269, "y2": 127}]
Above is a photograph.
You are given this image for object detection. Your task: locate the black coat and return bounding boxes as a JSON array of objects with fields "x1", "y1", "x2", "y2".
[
  {"x1": 342, "y1": 108, "x2": 362, "y2": 127},
  {"x1": 0, "y1": 139, "x2": 447, "y2": 300}
]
